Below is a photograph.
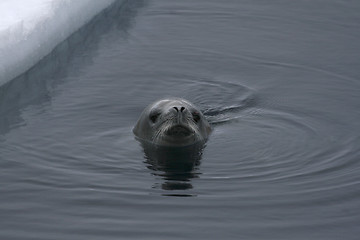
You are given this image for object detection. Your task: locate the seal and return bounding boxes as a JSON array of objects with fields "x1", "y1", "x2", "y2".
[{"x1": 133, "y1": 98, "x2": 212, "y2": 146}]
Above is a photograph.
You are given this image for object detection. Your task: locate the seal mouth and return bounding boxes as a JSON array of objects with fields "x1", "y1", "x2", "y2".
[{"x1": 165, "y1": 125, "x2": 193, "y2": 137}]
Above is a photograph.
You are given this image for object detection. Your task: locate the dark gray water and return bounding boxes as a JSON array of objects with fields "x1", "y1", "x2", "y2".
[{"x1": 1, "y1": 0, "x2": 360, "y2": 239}]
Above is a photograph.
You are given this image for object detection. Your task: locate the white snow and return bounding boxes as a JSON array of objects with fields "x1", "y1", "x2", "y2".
[{"x1": 0, "y1": 0, "x2": 117, "y2": 86}]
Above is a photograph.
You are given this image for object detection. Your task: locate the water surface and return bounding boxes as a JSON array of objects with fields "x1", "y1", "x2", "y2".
[{"x1": 1, "y1": 0, "x2": 360, "y2": 239}]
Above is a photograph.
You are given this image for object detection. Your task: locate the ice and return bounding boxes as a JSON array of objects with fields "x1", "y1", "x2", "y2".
[{"x1": 0, "y1": 0, "x2": 116, "y2": 86}]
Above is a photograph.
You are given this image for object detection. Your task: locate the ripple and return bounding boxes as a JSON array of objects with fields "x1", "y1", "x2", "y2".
[
  {"x1": 205, "y1": 104, "x2": 360, "y2": 191},
  {"x1": 180, "y1": 78, "x2": 257, "y2": 124}
]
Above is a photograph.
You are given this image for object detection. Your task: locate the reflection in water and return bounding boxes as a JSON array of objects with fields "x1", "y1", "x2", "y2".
[
  {"x1": 0, "y1": 0, "x2": 146, "y2": 136},
  {"x1": 140, "y1": 140, "x2": 206, "y2": 195}
]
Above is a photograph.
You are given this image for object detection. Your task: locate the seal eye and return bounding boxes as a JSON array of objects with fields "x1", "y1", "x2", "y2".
[
  {"x1": 149, "y1": 112, "x2": 160, "y2": 123},
  {"x1": 192, "y1": 111, "x2": 201, "y2": 123}
]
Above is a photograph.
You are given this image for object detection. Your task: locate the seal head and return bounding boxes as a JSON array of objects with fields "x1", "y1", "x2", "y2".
[{"x1": 133, "y1": 98, "x2": 211, "y2": 146}]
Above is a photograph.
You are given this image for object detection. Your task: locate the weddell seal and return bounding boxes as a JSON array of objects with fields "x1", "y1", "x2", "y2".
[{"x1": 133, "y1": 98, "x2": 212, "y2": 146}]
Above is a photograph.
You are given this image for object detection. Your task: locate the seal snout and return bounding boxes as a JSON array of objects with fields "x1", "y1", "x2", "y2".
[
  {"x1": 169, "y1": 105, "x2": 190, "y2": 124},
  {"x1": 171, "y1": 106, "x2": 188, "y2": 115},
  {"x1": 172, "y1": 106, "x2": 186, "y2": 112},
  {"x1": 166, "y1": 125, "x2": 193, "y2": 137}
]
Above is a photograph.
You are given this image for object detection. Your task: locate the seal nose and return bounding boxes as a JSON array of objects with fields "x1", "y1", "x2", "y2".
[
  {"x1": 172, "y1": 106, "x2": 187, "y2": 124},
  {"x1": 173, "y1": 106, "x2": 186, "y2": 112}
]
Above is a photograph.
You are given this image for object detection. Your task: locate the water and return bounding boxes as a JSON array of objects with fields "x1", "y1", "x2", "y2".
[{"x1": 1, "y1": 0, "x2": 360, "y2": 239}]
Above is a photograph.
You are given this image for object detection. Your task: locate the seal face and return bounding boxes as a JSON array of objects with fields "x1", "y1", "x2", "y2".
[{"x1": 133, "y1": 98, "x2": 212, "y2": 146}]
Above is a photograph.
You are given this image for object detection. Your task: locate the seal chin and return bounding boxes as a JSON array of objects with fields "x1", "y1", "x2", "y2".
[
  {"x1": 159, "y1": 135, "x2": 198, "y2": 146},
  {"x1": 154, "y1": 124, "x2": 200, "y2": 146},
  {"x1": 165, "y1": 124, "x2": 193, "y2": 138}
]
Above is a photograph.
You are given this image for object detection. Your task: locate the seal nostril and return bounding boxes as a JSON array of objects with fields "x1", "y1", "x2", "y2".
[
  {"x1": 173, "y1": 107, "x2": 178, "y2": 112},
  {"x1": 180, "y1": 107, "x2": 185, "y2": 112}
]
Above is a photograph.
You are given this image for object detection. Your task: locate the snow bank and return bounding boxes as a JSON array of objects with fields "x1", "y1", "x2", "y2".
[{"x1": 0, "y1": 0, "x2": 117, "y2": 86}]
